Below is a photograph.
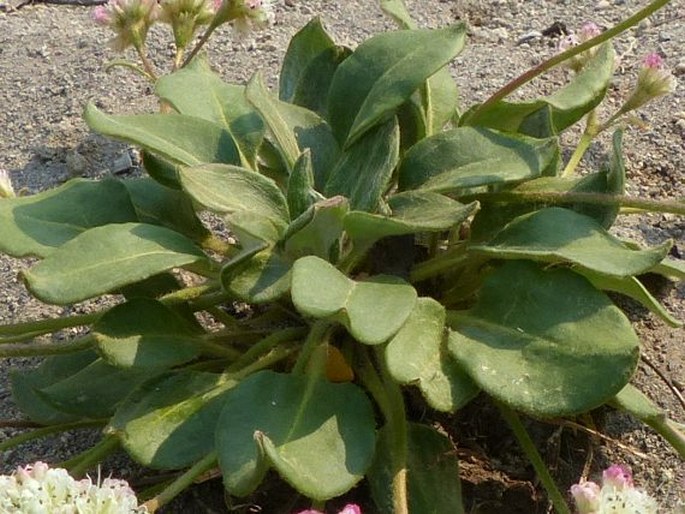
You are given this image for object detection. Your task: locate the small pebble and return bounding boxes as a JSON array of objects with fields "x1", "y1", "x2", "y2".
[
  {"x1": 595, "y1": 0, "x2": 611, "y2": 9},
  {"x1": 517, "y1": 30, "x2": 542, "y2": 45}
]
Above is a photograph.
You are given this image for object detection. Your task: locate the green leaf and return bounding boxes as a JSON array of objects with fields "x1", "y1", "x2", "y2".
[
  {"x1": 156, "y1": 57, "x2": 264, "y2": 168},
  {"x1": 24, "y1": 223, "x2": 209, "y2": 304},
  {"x1": 178, "y1": 163, "x2": 289, "y2": 244},
  {"x1": 221, "y1": 247, "x2": 292, "y2": 304},
  {"x1": 109, "y1": 371, "x2": 236, "y2": 469},
  {"x1": 386, "y1": 298, "x2": 479, "y2": 412},
  {"x1": 447, "y1": 261, "x2": 639, "y2": 417},
  {"x1": 580, "y1": 270, "x2": 682, "y2": 328},
  {"x1": 246, "y1": 73, "x2": 339, "y2": 187},
  {"x1": 462, "y1": 43, "x2": 615, "y2": 136},
  {"x1": 283, "y1": 196, "x2": 349, "y2": 260},
  {"x1": 291, "y1": 256, "x2": 417, "y2": 345},
  {"x1": 649, "y1": 256, "x2": 685, "y2": 281},
  {"x1": 398, "y1": 127, "x2": 558, "y2": 193},
  {"x1": 324, "y1": 118, "x2": 400, "y2": 212},
  {"x1": 141, "y1": 151, "x2": 182, "y2": 190},
  {"x1": 122, "y1": 177, "x2": 210, "y2": 242},
  {"x1": 10, "y1": 351, "x2": 98, "y2": 425},
  {"x1": 93, "y1": 298, "x2": 202, "y2": 369},
  {"x1": 344, "y1": 192, "x2": 478, "y2": 249},
  {"x1": 380, "y1": 0, "x2": 416, "y2": 29},
  {"x1": 328, "y1": 23, "x2": 466, "y2": 147},
  {"x1": 471, "y1": 207, "x2": 672, "y2": 277},
  {"x1": 369, "y1": 423, "x2": 464, "y2": 514},
  {"x1": 37, "y1": 358, "x2": 151, "y2": 418},
  {"x1": 0, "y1": 178, "x2": 137, "y2": 258},
  {"x1": 279, "y1": 18, "x2": 350, "y2": 117},
  {"x1": 216, "y1": 371, "x2": 376, "y2": 500},
  {"x1": 287, "y1": 150, "x2": 325, "y2": 220},
  {"x1": 84, "y1": 103, "x2": 240, "y2": 166}
]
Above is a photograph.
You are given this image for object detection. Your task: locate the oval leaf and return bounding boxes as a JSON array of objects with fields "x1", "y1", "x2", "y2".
[
  {"x1": 292, "y1": 256, "x2": 417, "y2": 345},
  {"x1": 24, "y1": 223, "x2": 208, "y2": 304},
  {"x1": 221, "y1": 247, "x2": 292, "y2": 304},
  {"x1": 471, "y1": 207, "x2": 672, "y2": 277},
  {"x1": 216, "y1": 371, "x2": 376, "y2": 500},
  {"x1": 94, "y1": 298, "x2": 202, "y2": 369},
  {"x1": 108, "y1": 371, "x2": 236, "y2": 469},
  {"x1": 447, "y1": 260, "x2": 640, "y2": 417},
  {"x1": 179, "y1": 163, "x2": 289, "y2": 243},
  {"x1": 324, "y1": 118, "x2": 400, "y2": 212},
  {"x1": 156, "y1": 57, "x2": 264, "y2": 168},
  {"x1": 246, "y1": 73, "x2": 339, "y2": 187},
  {"x1": 398, "y1": 127, "x2": 558, "y2": 193},
  {"x1": 37, "y1": 358, "x2": 151, "y2": 418},
  {"x1": 369, "y1": 422, "x2": 465, "y2": 514},
  {"x1": 386, "y1": 298, "x2": 479, "y2": 412},
  {"x1": 0, "y1": 178, "x2": 137, "y2": 258},
  {"x1": 328, "y1": 24, "x2": 466, "y2": 146},
  {"x1": 84, "y1": 103, "x2": 240, "y2": 166}
]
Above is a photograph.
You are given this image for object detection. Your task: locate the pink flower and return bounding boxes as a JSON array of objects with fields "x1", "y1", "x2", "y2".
[
  {"x1": 90, "y1": 0, "x2": 159, "y2": 51},
  {"x1": 602, "y1": 464, "x2": 633, "y2": 490},
  {"x1": 558, "y1": 21, "x2": 605, "y2": 72},
  {"x1": 570, "y1": 480, "x2": 601, "y2": 513},
  {"x1": 213, "y1": 0, "x2": 273, "y2": 35},
  {"x1": 616, "y1": 52, "x2": 677, "y2": 115}
]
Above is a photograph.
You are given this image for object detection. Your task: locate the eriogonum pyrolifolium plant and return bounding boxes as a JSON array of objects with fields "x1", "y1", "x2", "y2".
[{"x1": 1, "y1": 0, "x2": 684, "y2": 512}]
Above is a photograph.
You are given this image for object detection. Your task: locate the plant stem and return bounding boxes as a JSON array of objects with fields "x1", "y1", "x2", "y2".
[
  {"x1": 560, "y1": 110, "x2": 599, "y2": 178},
  {"x1": 143, "y1": 451, "x2": 218, "y2": 512},
  {"x1": 465, "y1": 190, "x2": 685, "y2": 216},
  {"x1": 0, "y1": 419, "x2": 107, "y2": 452},
  {"x1": 0, "y1": 333, "x2": 95, "y2": 358},
  {"x1": 160, "y1": 283, "x2": 220, "y2": 305},
  {"x1": 496, "y1": 402, "x2": 571, "y2": 514},
  {"x1": 182, "y1": 23, "x2": 218, "y2": 68},
  {"x1": 0, "y1": 312, "x2": 100, "y2": 338},
  {"x1": 133, "y1": 43, "x2": 158, "y2": 82},
  {"x1": 409, "y1": 243, "x2": 469, "y2": 283},
  {"x1": 226, "y1": 326, "x2": 307, "y2": 373},
  {"x1": 61, "y1": 436, "x2": 120, "y2": 478},
  {"x1": 466, "y1": 0, "x2": 673, "y2": 121},
  {"x1": 292, "y1": 321, "x2": 330, "y2": 375},
  {"x1": 377, "y1": 348, "x2": 409, "y2": 514}
]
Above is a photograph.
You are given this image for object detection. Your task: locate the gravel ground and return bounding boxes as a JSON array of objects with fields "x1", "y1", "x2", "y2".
[{"x1": 1, "y1": 0, "x2": 683, "y2": 512}]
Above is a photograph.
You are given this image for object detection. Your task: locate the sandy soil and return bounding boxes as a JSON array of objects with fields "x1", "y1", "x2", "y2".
[{"x1": 0, "y1": 0, "x2": 683, "y2": 512}]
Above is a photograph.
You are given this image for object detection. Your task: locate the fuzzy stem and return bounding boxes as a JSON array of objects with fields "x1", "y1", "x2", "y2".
[
  {"x1": 561, "y1": 110, "x2": 599, "y2": 178},
  {"x1": 464, "y1": 190, "x2": 685, "y2": 216},
  {"x1": 496, "y1": 402, "x2": 571, "y2": 514},
  {"x1": 292, "y1": 321, "x2": 330, "y2": 375},
  {"x1": 182, "y1": 23, "x2": 218, "y2": 68},
  {"x1": 0, "y1": 333, "x2": 95, "y2": 358},
  {"x1": 0, "y1": 312, "x2": 100, "y2": 339},
  {"x1": 143, "y1": 451, "x2": 218, "y2": 512},
  {"x1": 410, "y1": 243, "x2": 469, "y2": 283},
  {"x1": 61, "y1": 436, "x2": 120, "y2": 478},
  {"x1": 377, "y1": 348, "x2": 409, "y2": 514},
  {"x1": 0, "y1": 420, "x2": 107, "y2": 452},
  {"x1": 226, "y1": 327, "x2": 307, "y2": 373},
  {"x1": 133, "y1": 42, "x2": 158, "y2": 82},
  {"x1": 466, "y1": 0, "x2": 673, "y2": 121}
]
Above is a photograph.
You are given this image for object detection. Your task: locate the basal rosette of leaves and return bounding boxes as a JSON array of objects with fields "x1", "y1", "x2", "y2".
[{"x1": 1, "y1": 2, "x2": 684, "y2": 513}]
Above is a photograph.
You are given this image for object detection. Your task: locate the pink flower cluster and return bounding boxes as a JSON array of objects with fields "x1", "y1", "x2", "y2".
[{"x1": 571, "y1": 464, "x2": 658, "y2": 514}]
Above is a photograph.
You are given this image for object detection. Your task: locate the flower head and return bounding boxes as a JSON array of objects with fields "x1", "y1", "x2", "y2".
[
  {"x1": 616, "y1": 52, "x2": 677, "y2": 116},
  {"x1": 91, "y1": 0, "x2": 159, "y2": 51},
  {"x1": 0, "y1": 168, "x2": 15, "y2": 198},
  {"x1": 213, "y1": 0, "x2": 273, "y2": 35},
  {"x1": 0, "y1": 462, "x2": 147, "y2": 513},
  {"x1": 559, "y1": 21, "x2": 604, "y2": 72},
  {"x1": 158, "y1": 0, "x2": 215, "y2": 49},
  {"x1": 571, "y1": 465, "x2": 658, "y2": 514}
]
